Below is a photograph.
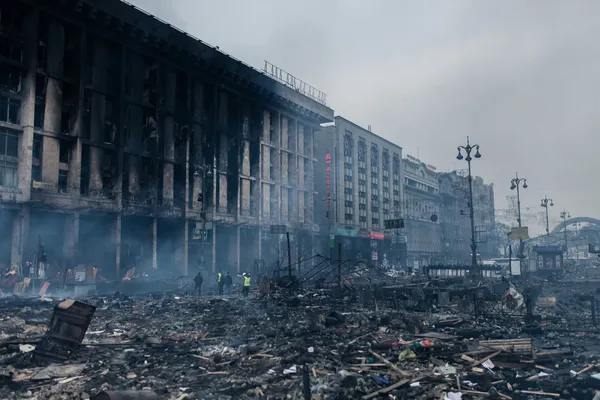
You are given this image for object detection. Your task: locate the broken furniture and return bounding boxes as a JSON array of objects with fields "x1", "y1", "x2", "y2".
[{"x1": 33, "y1": 299, "x2": 96, "y2": 361}]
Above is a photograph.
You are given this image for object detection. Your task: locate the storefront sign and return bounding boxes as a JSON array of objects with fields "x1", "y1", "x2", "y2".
[
  {"x1": 370, "y1": 232, "x2": 385, "y2": 240},
  {"x1": 332, "y1": 228, "x2": 357, "y2": 237}
]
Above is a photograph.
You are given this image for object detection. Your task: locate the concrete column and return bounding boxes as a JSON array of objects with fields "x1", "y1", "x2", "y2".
[
  {"x1": 241, "y1": 139, "x2": 250, "y2": 215},
  {"x1": 68, "y1": 30, "x2": 85, "y2": 200},
  {"x1": 41, "y1": 20, "x2": 65, "y2": 187},
  {"x1": 236, "y1": 226, "x2": 240, "y2": 274},
  {"x1": 183, "y1": 219, "x2": 189, "y2": 276},
  {"x1": 17, "y1": 10, "x2": 39, "y2": 201},
  {"x1": 162, "y1": 71, "x2": 176, "y2": 203},
  {"x1": 128, "y1": 156, "x2": 141, "y2": 197},
  {"x1": 89, "y1": 39, "x2": 107, "y2": 195},
  {"x1": 191, "y1": 80, "x2": 205, "y2": 211},
  {"x1": 152, "y1": 216, "x2": 157, "y2": 269},
  {"x1": 217, "y1": 91, "x2": 228, "y2": 214},
  {"x1": 257, "y1": 228, "x2": 262, "y2": 261},
  {"x1": 115, "y1": 214, "x2": 121, "y2": 278},
  {"x1": 62, "y1": 212, "x2": 79, "y2": 268},
  {"x1": 127, "y1": 55, "x2": 144, "y2": 199},
  {"x1": 211, "y1": 224, "x2": 216, "y2": 273},
  {"x1": 10, "y1": 207, "x2": 30, "y2": 272}
]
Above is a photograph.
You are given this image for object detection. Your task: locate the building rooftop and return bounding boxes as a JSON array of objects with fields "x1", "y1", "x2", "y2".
[
  {"x1": 334, "y1": 116, "x2": 403, "y2": 151},
  {"x1": 47, "y1": 0, "x2": 334, "y2": 123}
]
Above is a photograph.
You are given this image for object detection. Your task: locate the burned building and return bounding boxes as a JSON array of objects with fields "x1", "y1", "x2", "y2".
[{"x1": 0, "y1": 0, "x2": 333, "y2": 278}]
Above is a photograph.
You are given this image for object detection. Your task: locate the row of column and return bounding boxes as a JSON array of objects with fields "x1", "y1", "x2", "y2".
[{"x1": 8, "y1": 209, "x2": 253, "y2": 277}]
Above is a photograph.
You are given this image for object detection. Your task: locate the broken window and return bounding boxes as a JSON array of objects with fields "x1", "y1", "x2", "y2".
[
  {"x1": 140, "y1": 157, "x2": 155, "y2": 204},
  {"x1": 0, "y1": 128, "x2": 19, "y2": 187},
  {"x1": 104, "y1": 98, "x2": 118, "y2": 144},
  {"x1": 81, "y1": 90, "x2": 91, "y2": 139},
  {"x1": 0, "y1": 95, "x2": 20, "y2": 124},
  {"x1": 58, "y1": 170, "x2": 67, "y2": 193},
  {"x1": 34, "y1": 74, "x2": 45, "y2": 128},
  {"x1": 61, "y1": 82, "x2": 77, "y2": 135},
  {"x1": 102, "y1": 150, "x2": 116, "y2": 198},
  {"x1": 63, "y1": 32, "x2": 80, "y2": 81},
  {"x1": 31, "y1": 135, "x2": 41, "y2": 181},
  {"x1": 141, "y1": 107, "x2": 157, "y2": 152},
  {"x1": 143, "y1": 62, "x2": 158, "y2": 106},
  {"x1": 0, "y1": 64, "x2": 21, "y2": 93},
  {"x1": 0, "y1": 4, "x2": 26, "y2": 33},
  {"x1": 0, "y1": 35, "x2": 23, "y2": 63}
]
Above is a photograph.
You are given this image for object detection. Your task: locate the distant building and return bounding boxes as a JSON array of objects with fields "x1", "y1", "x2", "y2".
[
  {"x1": 314, "y1": 117, "x2": 406, "y2": 266},
  {"x1": 438, "y1": 171, "x2": 496, "y2": 263},
  {"x1": 402, "y1": 156, "x2": 443, "y2": 268}
]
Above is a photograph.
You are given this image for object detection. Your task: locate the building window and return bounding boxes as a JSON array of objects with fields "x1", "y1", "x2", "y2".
[
  {"x1": 345, "y1": 213, "x2": 353, "y2": 221},
  {"x1": 0, "y1": 95, "x2": 21, "y2": 124},
  {"x1": 372, "y1": 218, "x2": 379, "y2": 226},
  {"x1": 0, "y1": 128, "x2": 19, "y2": 187}
]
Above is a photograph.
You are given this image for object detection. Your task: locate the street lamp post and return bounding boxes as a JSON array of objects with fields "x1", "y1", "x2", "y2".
[
  {"x1": 510, "y1": 173, "x2": 527, "y2": 274},
  {"x1": 194, "y1": 164, "x2": 213, "y2": 270},
  {"x1": 456, "y1": 136, "x2": 481, "y2": 277},
  {"x1": 560, "y1": 210, "x2": 570, "y2": 258},
  {"x1": 540, "y1": 195, "x2": 554, "y2": 236}
]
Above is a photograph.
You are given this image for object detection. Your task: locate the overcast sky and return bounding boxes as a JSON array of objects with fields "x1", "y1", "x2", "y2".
[{"x1": 130, "y1": 0, "x2": 600, "y2": 233}]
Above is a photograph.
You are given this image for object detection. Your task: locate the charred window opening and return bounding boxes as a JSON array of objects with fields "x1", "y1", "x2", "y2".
[
  {"x1": 105, "y1": 43, "x2": 120, "y2": 97},
  {"x1": 102, "y1": 150, "x2": 117, "y2": 199},
  {"x1": 0, "y1": 94, "x2": 20, "y2": 124},
  {"x1": 63, "y1": 29, "x2": 80, "y2": 81},
  {"x1": 81, "y1": 89, "x2": 91, "y2": 139},
  {"x1": 174, "y1": 164, "x2": 185, "y2": 207},
  {"x1": 58, "y1": 139, "x2": 70, "y2": 193},
  {"x1": 250, "y1": 180, "x2": 257, "y2": 217},
  {"x1": 0, "y1": 4, "x2": 26, "y2": 33},
  {"x1": 84, "y1": 36, "x2": 93, "y2": 86},
  {"x1": 141, "y1": 107, "x2": 157, "y2": 153},
  {"x1": 269, "y1": 147, "x2": 276, "y2": 181},
  {"x1": 104, "y1": 97, "x2": 118, "y2": 144},
  {"x1": 33, "y1": 74, "x2": 45, "y2": 128},
  {"x1": 249, "y1": 107, "x2": 261, "y2": 179},
  {"x1": 140, "y1": 157, "x2": 154, "y2": 204},
  {"x1": 0, "y1": 35, "x2": 23, "y2": 64},
  {"x1": 0, "y1": 128, "x2": 18, "y2": 187},
  {"x1": 0, "y1": 64, "x2": 22, "y2": 94},
  {"x1": 61, "y1": 82, "x2": 77, "y2": 135},
  {"x1": 143, "y1": 62, "x2": 158, "y2": 106},
  {"x1": 36, "y1": 17, "x2": 48, "y2": 70},
  {"x1": 174, "y1": 123, "x2": 187, "y2": 163},
  {"x1": 31, "y1": 134, "x2": 41, "y2": 182}
]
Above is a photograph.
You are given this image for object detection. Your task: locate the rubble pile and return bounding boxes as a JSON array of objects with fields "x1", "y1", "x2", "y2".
[{"x1": 1, "y1": 281, "x2": 600, "y2": 399}]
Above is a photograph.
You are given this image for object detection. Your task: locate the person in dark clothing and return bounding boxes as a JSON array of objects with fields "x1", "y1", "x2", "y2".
[
  {"x1": 224, "y1": 272, "x2": 233, "y2": 294},
  {"x1": 217, "y1": 271, "x2": 224, "y2": 295},
  {"x1": 194, "y1": 272, "x2": 204, "y2": 295}
]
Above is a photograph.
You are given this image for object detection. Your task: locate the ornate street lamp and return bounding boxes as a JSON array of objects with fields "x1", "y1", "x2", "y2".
[
  {"x1": 456, "y1": 137, "x2": 481, "y2": 277},
  {"x1": 540, "y1": 196, "x2": 554, "y2": 236}
]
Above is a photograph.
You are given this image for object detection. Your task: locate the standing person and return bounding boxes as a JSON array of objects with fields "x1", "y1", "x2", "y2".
[
  {"x1": 194, "y1": 271, "x2": 203, "y2": 295},
  {"x1": 224, "y1": 272, "x2": 233, "y2": 294},
  {"x1": 242, "y1": 273, "x2": 251, "y2": 298},
  {"x1": 217, "y1": 270, "x2": 224, "y2": 295}
]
